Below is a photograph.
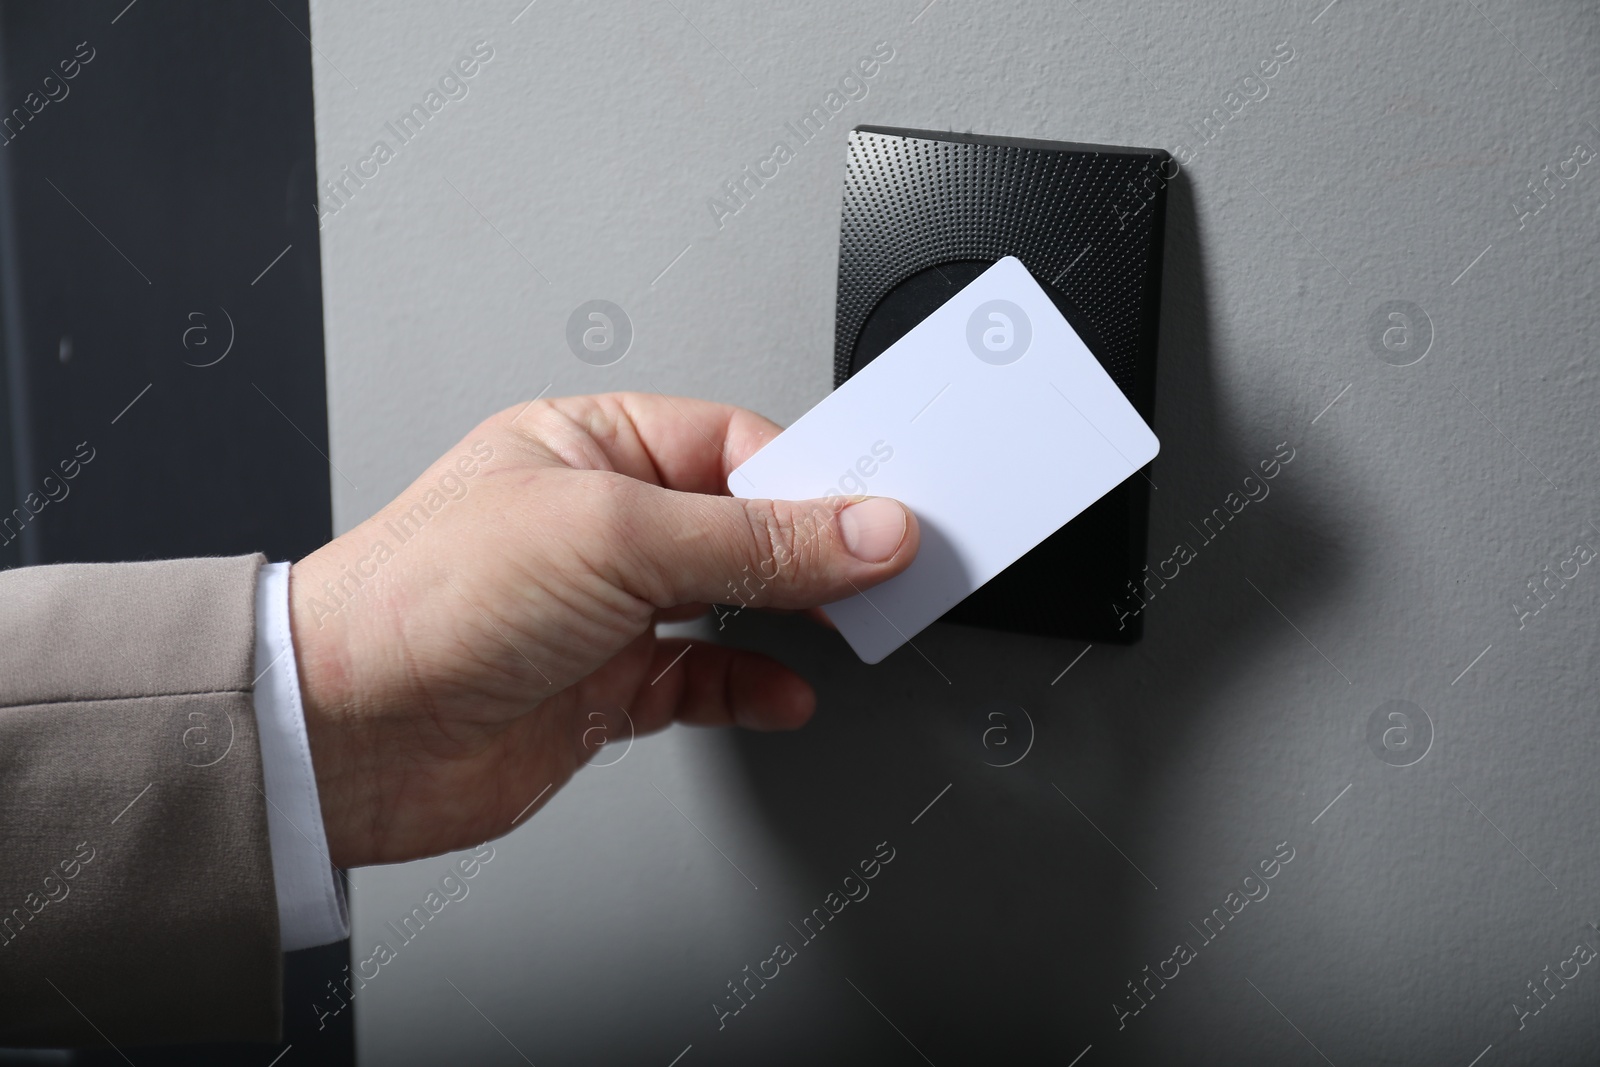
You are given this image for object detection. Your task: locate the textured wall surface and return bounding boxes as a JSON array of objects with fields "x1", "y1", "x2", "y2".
[{"x1": 306, "y1": 2, "x2": 1600, "y2": 1063}]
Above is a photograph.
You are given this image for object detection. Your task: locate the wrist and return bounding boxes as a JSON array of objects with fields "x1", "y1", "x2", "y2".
[{"x1": 287, "y1": 553, "x2": 373, "y2": 868}]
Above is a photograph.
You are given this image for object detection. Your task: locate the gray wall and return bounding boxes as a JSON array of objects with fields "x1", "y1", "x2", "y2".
[{"x1": 306, "y1": 2, "x2": 1600, "y2": 1063}]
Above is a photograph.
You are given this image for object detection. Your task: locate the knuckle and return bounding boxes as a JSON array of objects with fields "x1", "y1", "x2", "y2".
[
  {"x1": 499, "y1": 397, "x2": 552, "y2": 433},
  {"x1": 741, "y1": 498, "x2": 792, "y2": 573},
  {"x1": 740, "y1": 498, "x2": 829, "y2": 594}
]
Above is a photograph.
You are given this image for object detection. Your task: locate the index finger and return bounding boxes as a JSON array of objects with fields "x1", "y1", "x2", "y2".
[{"x1": 509, "y1": 391, "x2": 786, "y2": 496}]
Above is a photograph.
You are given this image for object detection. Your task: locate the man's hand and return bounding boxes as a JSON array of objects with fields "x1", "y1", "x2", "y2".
[{"x1": 289, "y1": 393, "x2": 918, "y2": 868}]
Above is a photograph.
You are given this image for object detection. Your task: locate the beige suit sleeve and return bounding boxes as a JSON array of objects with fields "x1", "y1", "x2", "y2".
[{"x1": 0, "y1": 554, "x2": 282, "y2": 1047}]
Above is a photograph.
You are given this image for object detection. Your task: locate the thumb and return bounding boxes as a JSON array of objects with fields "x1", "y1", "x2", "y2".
[{"x1": 627, "y1": 489, "x2": 919, "y2": 610}]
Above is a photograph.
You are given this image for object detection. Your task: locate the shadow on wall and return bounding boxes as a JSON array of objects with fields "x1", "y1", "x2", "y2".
[{"x1": 713, "y1": 172, "x2": 1354, "y2": 1065}]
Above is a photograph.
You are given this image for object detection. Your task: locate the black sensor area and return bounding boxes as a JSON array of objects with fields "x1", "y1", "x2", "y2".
[{"x1": 834, "y1": 127, "x2": 1170, "y2": 644}]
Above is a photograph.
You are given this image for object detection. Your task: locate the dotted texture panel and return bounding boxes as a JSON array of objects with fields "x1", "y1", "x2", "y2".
[
  {"x1": 831, "y1": 127, "x2": 1169, "y2": 643},
  {"x1": 834, "y1": 127, "x2": 1167, "y2": 404}
]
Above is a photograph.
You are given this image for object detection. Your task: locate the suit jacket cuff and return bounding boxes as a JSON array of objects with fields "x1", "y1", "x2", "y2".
[{"x1": 0, "y1": 553, "x2": 282, "y2": 1046}]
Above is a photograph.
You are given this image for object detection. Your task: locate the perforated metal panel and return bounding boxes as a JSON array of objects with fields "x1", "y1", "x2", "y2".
[
  {"x1": 832, "y1": 126, "x2": 1170, "y2": 643},
  {"x1": 835, "y1": 127, "x2": 1167, "y2": 400}
]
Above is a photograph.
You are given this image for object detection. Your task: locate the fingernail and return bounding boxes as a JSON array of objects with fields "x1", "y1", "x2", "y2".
[{"x1": 838, "y1": 498, "x2": 907, "y2": 563}]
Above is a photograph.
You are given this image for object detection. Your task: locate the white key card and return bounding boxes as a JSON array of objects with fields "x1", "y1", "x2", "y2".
[{"x1": 728, "y1": 256, "x2": 1159, "y2": 664}]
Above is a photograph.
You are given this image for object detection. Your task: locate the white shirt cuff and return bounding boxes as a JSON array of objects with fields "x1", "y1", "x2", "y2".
[{"x1": 253, "y1": 560, "x2": 349, "y2": 952}]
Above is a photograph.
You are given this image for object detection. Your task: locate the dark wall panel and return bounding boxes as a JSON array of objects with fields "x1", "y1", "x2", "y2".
[{"x1": 0, "y1": 2, "x2": 350, "y2": 1063}]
